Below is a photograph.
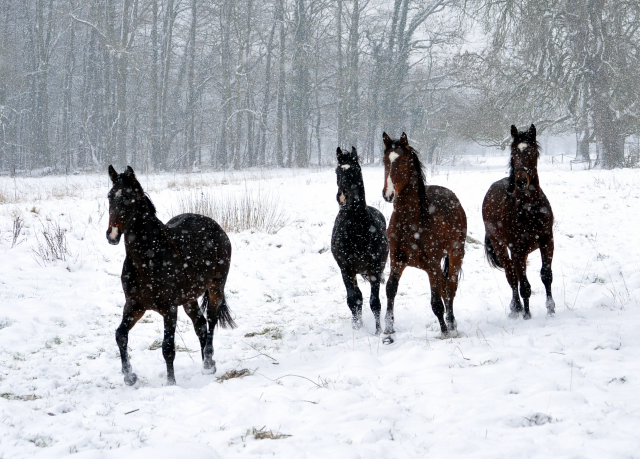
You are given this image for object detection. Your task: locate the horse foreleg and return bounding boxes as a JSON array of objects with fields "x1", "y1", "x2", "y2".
[
  {"x1": 384, "y1": 263, "x2": 405, "y2": 343},
  {"x1": 514, "y1": 255, "x2": 532, "y2": 320},
  {"x1": 162, "y1": 306, "x2": 178, "y2": 386},
  {"x1": 115, "y1": 300, "x2": 145, "y2": 386},
  {"x1": 184, "y1": 300, "x2": 208, "y2": 360},
  {"x1": 341, "y1": 271, "x2": 363, "y2": 330},
  {"x1": 540, "y1": 238, "x2": 555, "y2": 315},
  {"x1": 369, "y1": 276, "x2": 382, "y2": 335}
]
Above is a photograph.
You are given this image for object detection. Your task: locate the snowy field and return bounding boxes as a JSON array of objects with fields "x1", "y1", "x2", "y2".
[{"x1": 1, "y1": 156, "x2": 640, "y2": 458}]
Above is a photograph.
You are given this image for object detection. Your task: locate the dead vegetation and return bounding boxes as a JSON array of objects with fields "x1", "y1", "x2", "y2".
[
  {"x1": 11, "y1": 213, "x2": 25, "y2": 248},
  {"x1": 31, "y1": 219, "x2": 70, "y2": 265},
  {"x1": 147, "y1": 338, "x2": 194, "y2": 353},
  {"x1": 176, "y1": 188, "x2": 289, "y2": 234},
  {"x1": 243, "y1": 426, "x2": 291, "y2": 441},
  {"x1": 1, "y1": 392, "x2": 41, "y2": 401},
  {"x1": 244, "y1": 327, "x2": 282, "y2": 339},
  {"x1": 216, "y1": 368, "x2": 252, "y2": 382}
]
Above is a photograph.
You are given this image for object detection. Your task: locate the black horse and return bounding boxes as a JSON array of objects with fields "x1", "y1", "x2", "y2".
[
  {"x1": 107, "y1": 166, "x2": 236, "y2": 386},
  {"x1": 331, "y1": 147, "x2": 389, "y2": 333}
]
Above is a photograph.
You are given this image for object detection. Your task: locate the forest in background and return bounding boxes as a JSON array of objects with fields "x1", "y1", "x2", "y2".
[{"x1": 1, "y1": 0, "x2": 639, "y2": 174}]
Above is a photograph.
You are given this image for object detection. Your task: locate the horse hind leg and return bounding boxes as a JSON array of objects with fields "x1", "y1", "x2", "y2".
[
  {"x1": 426, "y1": 263, "x2": 449, "y2": 338},
  {"x1": 493, "y1": 241, "x2": 522, "y2": 318},
  {"x1": 115, "y1": 300, "x2": 145, "y2": 386},
  {"x1": 184, "y1": 301, "x2": 208, "y2": 360}
]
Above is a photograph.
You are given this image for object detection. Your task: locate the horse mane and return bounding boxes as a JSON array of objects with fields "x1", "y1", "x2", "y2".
[
  {"x1": 142, "y1": 194, "x2": 156, "y2": 215},
  {"x1": 408, "y1": 146, "x2": 429, "y2": 217}
]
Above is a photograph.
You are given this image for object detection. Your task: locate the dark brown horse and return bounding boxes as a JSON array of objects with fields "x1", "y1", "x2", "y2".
[
  {"x1": 382, "y1": 133, "x2": 467, "y2": 343},
  {"x1": 482, "y1": 124, "x2": 555, "y2": 319},
  {"x1": 107, "y1": 166, "x2": 236, "y2": 386}
]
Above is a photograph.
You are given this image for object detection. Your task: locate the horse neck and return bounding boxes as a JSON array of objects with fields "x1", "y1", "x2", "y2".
[
  {"x1": 123, "y1": 204, "x2": 169, "y2": 261},
  {"x1": 394, "y1": 175, "x2": 424, "y2": 223}
]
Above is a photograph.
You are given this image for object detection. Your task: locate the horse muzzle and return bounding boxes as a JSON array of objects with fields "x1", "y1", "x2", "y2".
[
  {"x1": 383, "y1": 190, "x2": 395, "y2": 203},
  {"x1": 515, "y1": 172, "x2": 530, "y2": 191},
  {"x1": 106, "y1": 226, "x2": 122, "y2": 245}
]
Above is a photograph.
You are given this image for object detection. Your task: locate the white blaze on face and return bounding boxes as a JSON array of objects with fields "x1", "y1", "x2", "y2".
[
  {"x1": 110, "y1": 226, "x2": 119, "y2": 240},
  {"x1": 341, "y1": 165, "x2": 350, "y2": 170},
  {"x1": 385, "y1": 152, "x2": 400, "y2": 199},
  {"x1": 115, "y1": 190, "x2": 122, "y2": 198},
  {"x1": 517, "y1": 142, "x2": 528, "y2": 152}
]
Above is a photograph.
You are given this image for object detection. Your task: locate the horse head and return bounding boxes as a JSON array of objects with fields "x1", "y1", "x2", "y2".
[
  {"x1": 509, "y1": 124, "x2": 540, "y2": 192},
  {"x1": 382, "y1": 132, "x2": 416, "y2": 203},
  {"x1": 335, "y1": 147, "x2": 364, "y2": 208},
  {"x1": 106, "y1": 165, "x2": 152, "y2": 245}
]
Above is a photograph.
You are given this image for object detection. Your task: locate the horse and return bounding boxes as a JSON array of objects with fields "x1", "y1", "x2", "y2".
[
  {"x1": 482, "y1": 124, "x2": 555, "y2": 319},
  {"x1": 331, "y1": 147, "x2": 389, "y2": 334},
  {"x1": 382, "y1": 133, "x2": 467, "y2": 343},
  {"x1": 106, "y1": 166, "x2": 236, "y2": 386}
]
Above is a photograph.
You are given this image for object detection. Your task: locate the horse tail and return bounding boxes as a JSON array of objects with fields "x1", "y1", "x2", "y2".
[
  {"x1": 200, "y1": 289, "x2": 237, "y2": 329},
  {"x1": 443, "y1": 255, "x2": 450, "y2": 279},
  {"x1": 216, "y1": 295, "x2": 237, "y2": 329},
  {"x1": 484, "y1": 234, "x2": 503, "y2": 269}
]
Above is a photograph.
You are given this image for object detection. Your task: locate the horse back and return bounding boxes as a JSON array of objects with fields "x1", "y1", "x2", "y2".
[
  {"x1": 424, "y1": 185, "x2": 467, "y2": 240},
  {"x1": 166, "y1": 213, "x2": 231, "y2": 270}
]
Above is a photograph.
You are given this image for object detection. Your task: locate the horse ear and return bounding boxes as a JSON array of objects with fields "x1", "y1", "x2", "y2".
[
  {"x1": 400, "y1": 132, "x2": 408, "y2": 147},
  {"x1": 125, "y1": 166, "x2": 135, "y2": 177},
  {"x1": 382, "y1": 132, "x2": 392, "y2": 149},
  {"x1": 108, "y1": 165, "x2": 118, "y2": 183},
  {"x1": 529, "y1": 124, "x2": 536, "y2": 137},
  {"x1": 350, "y1": 146, "x2": 358, "y2": 162},
  {"x1": 511, "y1": 125, "x2": 518, "y2": 138}
]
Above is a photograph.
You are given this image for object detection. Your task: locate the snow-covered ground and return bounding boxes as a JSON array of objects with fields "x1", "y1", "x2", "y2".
[{"x1": 1, "y1": 157, "x2": 639, "y2": 458}]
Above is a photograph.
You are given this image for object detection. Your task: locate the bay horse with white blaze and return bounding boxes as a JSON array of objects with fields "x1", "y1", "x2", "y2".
[
  {"x1": 482, "y1": 124, "x2": 555, "y2": 319},
  {"x1": 107, "y1": 166, "x2": 236, "y2": 386},
  {"x1": 382, "y1": 133, "x2": 467, "y2": 343},
  {"x1": 332, "y1": 147, "x2": 389, "y2": 333}
]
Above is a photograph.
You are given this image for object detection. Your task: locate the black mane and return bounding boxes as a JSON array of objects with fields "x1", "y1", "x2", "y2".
[{"x1": 408, "y1": 146, "x2": 429, "y2": 217}]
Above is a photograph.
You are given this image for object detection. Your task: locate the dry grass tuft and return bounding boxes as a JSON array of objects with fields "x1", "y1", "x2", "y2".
[
  {"x1": 216, "y1": 368, "x2": 252, "y2": 382},
  {"x1": 244, "y1": 327, "x2": 282, "y2": 339},
  {"x1": 1, "y1": 392, "x2": 41, "y2": 401},
  {"x1": 176, "y1": 188, "x2": 289, "y2": 234},
  {"x1": 147, "y1": 338, "x2": 194, "y2": 353},
  {"x1": 31, "y1": 219, "x2": 70, "y2": 265},
  {"x1": 244, "y1": 426, "x2": 291, "y2": 441}
]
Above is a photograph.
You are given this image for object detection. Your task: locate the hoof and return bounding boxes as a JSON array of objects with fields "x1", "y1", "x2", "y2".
[
  {"x1": 374, "y1": 327, "x2": 382, "y2": 336},
  {"x1": 436, "y1": 331, "x2": 451, "y2": 340},
  {"x1": 546, "y1": 298, "x2": 556, "y2": 315},
  {"x1": 351, "y1": 317, "x2": 363, "y2": 330},
  {"x1": 202, "y1": 359, "x2": 217, "y2": 375},
  {"x1": 166, "y1": 377, "x2": 177, "y2": 386},
  {"x1": 382, "y1": 334, "x2": 395, "y2": 345},
  {"x1": 508, "y1": 310, "x2": 521, "y2": 319},
  {"x1": 124, "y1": 372, "x2": 138, "y2": 387},
  {"x1": 446, "y1": 318, "x2": 457, "y2": 332},
  {"x1": 523, "y1": 311, "x2": 532, "y2": 320}
]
